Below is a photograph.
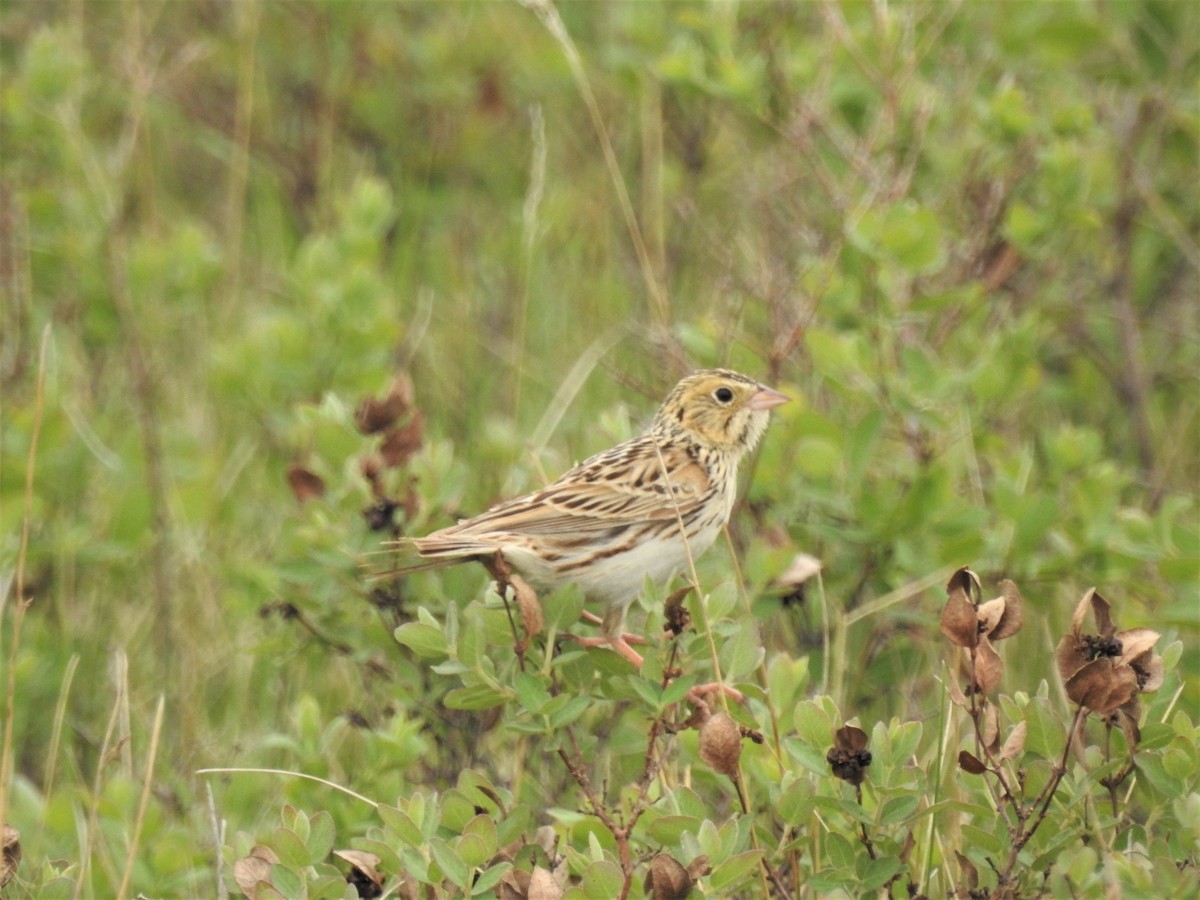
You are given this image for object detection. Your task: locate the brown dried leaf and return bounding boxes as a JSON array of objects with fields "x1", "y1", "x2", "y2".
[
  {"x1": 1071, "y1": 589, "x2": 1094, "y2": 636},
  {"x1": 528, "y1": 865, "x2": 564, "y2": 900},
  {"x1": 955, "y1": 850, "x2": 979, "y2": 889},
  {"x1": 991, "y1": 580, "x2": 1024, "y2": 640},
  {"x1": 699, "y1": 711, "x2": 742, "y2": 777},
  {"x1": 976, "y1": 596, "x2": 1006, "y2": 637},
  {"x1": 334, "y1": 849, "x2": 384, "y2": 898},
  {"x1": 1116, "y1": 628, "x2": 1160, "y2": 665},
  {"x1": 1065, "y1": 659, "x2": 1139, "y2": 714},
  {"x1": 982, "y1": 702, "x2": 1000, "y2": 754},
  {"x1": 498, "y1": 868, "x2": 530, "y2": 900},
  {"x1": 685, "y1": 856, "x2": 712, "y2": 882},
  {"x1": 234, "y1": 845, "x2": 280, "y2": 899},
  {"x1": 510, "y1": 573, "x2": 543, "y2": 637},
  {"x1": 380, "y1": 412, "x2": 425, "y2": 468},
  {"x1": 972, "y1": 636, "x2": 1004, "y2": 694},
  {"x1": 663, "y1": 584, "x2": 694, "y2": 636},
  {"x1": 1089, "y1": 589, "x2": 1114, "y2": 636},
  {"x1": 287, "y1": 464, "x2": 326, "y2": 503},
  {"x1": 644, "y1": 853, "x2": 694, "y2": 900},
  {"x1": 898, "y1": 829, "x2": 916, "y2": 864},
  {"x1": 834, "y1": 725, "x2": 869, "y2": 752},
  {"x1": 776, "y1": 553, "x2": 823, "y2": 587},
  {"x1": 355, "y1": 374, "x2": 415, "y2": 434},
  {"x1": 946, "y1": 668, "x2": 968, "y2": 707},
  {"x1": 1056, "y1": 634, "x2": 1089, "y2": 682},
  {"x1": 1134, "y1": 651, "x2": 1165, "y2": 693},
  {"x1": 999, "y1": 720, "x2": 1028, "y2": 761},
  {"x1": 941, "y1": 588, "x2": 979, "y2": 648},
  {"x1": 1115, "y1": 703, "x2": 1142, "y2": 748},
  {"x1": 1, "y1": 825, "x2": 20, "y2": 890},
  {"x1": 947, "y1": 566, "x2": 982, "y2": 600},
  {"x1": 958, "y1": 750, "x2": 988, "y2": 775}
]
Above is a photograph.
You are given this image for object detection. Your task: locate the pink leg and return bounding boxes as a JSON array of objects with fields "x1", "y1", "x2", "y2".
[
  {"x1": 686, "y1": 682, "x2": 745, "y2": 706},
  {"x1": 569, "y1": 633, "x2": 646, "y2": 667}
]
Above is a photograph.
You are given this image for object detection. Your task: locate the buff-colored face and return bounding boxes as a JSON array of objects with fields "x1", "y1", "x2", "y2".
[{"x1": 657, "y1": 369, "x2": 789, "y2": 453}]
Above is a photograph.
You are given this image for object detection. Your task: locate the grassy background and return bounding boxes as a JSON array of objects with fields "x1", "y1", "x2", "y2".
[{"x1": 1, "y1": 1, "x2": 1197, "y2": 896}]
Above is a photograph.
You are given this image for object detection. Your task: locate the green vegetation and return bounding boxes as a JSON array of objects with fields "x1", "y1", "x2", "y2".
[{"x1": 1, "y1": 1, "x2": 1197, "y2": 897}]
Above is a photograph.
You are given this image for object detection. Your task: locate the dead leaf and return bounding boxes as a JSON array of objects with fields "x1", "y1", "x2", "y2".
[
  {"x1": 775, "y1": 553, "x2": 822, "y2": 589},
  {"x1": 946, "y1": 566, "x2": 982, "y2": 601},
  {"x1": 528, "y1": 865, "x2": 564, "y2": 900},
  {"x1": 663, "y1": 584, "x2": 694, "y2": 636},
  {"x1": 355, "y1": 373, "x2": 415, "y2": 434},
  {"x1": 999, "y1": 720, "x2": 1027, "y2": 761},
  {"x1": 287, "y1": 464, "x2": 326, "y2": 502},
  {"x1": 511, "y1": 573, "x2": 543, "y2": 637},
  {"x1": 1116, "y1": 628, "x2": 1160, "y2": 665},
  {"x1": 234, "y1": 845, "x2": 279, "y2": 899},
  {"x1": 1065, "y1": 659, "x2": 1139, "y2": 714},
  {"x1": 380, "y1": 412, "x2": 425, "y2": 468},
  {"x1": 991, "y1": 580, "x2": 1024, "y2": 639},
  {"x1": 958, "y1": 750, "x2": 988, "y2": 775},
  {"x1": 955, "y1": 850, "x2": 979, "y2": 889},
  {"x1": 981, "y1": 702, "x2": 1000, "y2": 754},
  {"x1": 334, "y1": 849, "x2": 384, "y2": 899},
  {"x1": 940, "y1": 588, "x2": 979, "y2": 649},
  {"x1": 970, "y1": 636, "x2": 1004, "y2": 694}
]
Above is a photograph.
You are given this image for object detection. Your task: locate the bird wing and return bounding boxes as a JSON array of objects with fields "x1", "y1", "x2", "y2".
[{"x1": 430, "y1": 437, "x2": 710, "y2": 540}]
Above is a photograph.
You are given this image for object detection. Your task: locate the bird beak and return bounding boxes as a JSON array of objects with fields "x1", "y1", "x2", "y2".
[{"x1": 748, "y1": 385, "x2": 790, "y2": 410}]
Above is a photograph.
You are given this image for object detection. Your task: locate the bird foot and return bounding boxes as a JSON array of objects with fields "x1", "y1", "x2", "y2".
[
  {"x1": 569, "y1": 633, "x2": 647, "y2": 667},
  {"x1": 685, "y1": 681, "x2": 745, "y2": 707}
]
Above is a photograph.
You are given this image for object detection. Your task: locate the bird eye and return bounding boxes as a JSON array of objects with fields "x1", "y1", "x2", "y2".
[{"x1": 714, "y1": 387, "x2": 734, "y2": 404}]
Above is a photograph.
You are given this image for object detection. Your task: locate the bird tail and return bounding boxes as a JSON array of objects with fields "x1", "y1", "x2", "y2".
[{"x1": 370, "y1": 535, "x2": 497, "y2": 580}]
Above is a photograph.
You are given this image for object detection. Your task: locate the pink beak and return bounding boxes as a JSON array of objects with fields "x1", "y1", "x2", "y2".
[{"x1": 748, "y1": 385, "x2": 790, "y2": 410}]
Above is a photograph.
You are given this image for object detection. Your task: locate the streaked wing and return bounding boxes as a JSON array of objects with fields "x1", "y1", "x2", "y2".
[{"x1": 434, "y1": 436, "x2": 709, "y2": 539}]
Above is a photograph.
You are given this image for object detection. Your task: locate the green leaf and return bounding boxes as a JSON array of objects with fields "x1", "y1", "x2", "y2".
[
  {"x1": 777, "y1": 779, "x2": 815, "y2": 825},
  {"x1": 548, "y1": 694, "x2": 592, "y2": 729},
  {"x1": 880, "y1": 202, "x2": 944, "y2": 274},
  {"x1": 430, "y1": 836, "x2": 471, "y2": 890},
  {"x1": 307, "y1": 810, "x2": 336, "y2": 861},
  {"x1": 393, "y1": 622, "x2": 449, "y2": 658},
  {"x1": 579, "y1": 859, "x2": 624, "y2": 898},
  {"x1": 471, "y1": 862, "x2": 510, "y2": 896},
  {"x1": 879, "y1": 795, "x2": 919, "y2": 827},
  {"x1": 444, "y1": 685, "x2": 508, "y2": 710},
  {"x1": 378, "y1": 804, "x2": 423, "y2": 846},
  {"x1": 661, "y1": 674, "x2": 698, "y2": 707},
  {"x1": 648, "y1": 814, "x2": 702, "y2": 845},
  {"x1": 514, "y1": 672, "x2": 552, "y2": 713},
  {"x1": 462, "y1": 813, "x2": 498, "y2": 860},
  {"x1": 860, "y1": 855, "x2": 905, "y2": 891},
  {"x1": 707, "y1": 850, "x2": 764, "y2": 892},
  {"x1": 268, "y1": 863, "x2": 303, "y2": 899},
  {"x1": 792, "y1": 700, "x2": 834, "y2": 749},
  {"x1": 456, "y1": 832, "x2": 490, "y2": 869},
  {"x1": 270, "y1": 826, "x2": 310, "y2": 869}
]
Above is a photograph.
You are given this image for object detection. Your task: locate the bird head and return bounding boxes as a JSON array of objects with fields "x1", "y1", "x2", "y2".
[{"x1": 655, "y1": 369, "x2": 789, "y2": 454}]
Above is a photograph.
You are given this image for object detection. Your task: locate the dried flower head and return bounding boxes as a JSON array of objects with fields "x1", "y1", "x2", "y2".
[
  {"x1": 1056, "y1": 589, "x2": 1163, "y2": 731},
  {"x1": 827, "y1": 725, "x2": 872, "y2": 786},
  {"x1": 939, "y1": 567, "x2": 1024, "y2": 694}
]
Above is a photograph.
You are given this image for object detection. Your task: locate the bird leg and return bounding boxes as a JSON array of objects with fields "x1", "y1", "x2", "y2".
[
  {"x1": 568, "y1": 633, "x2": 646, "y2": 667},
  {"x1": 569, "y1": 605, "x2": 648, "y2": 666}
]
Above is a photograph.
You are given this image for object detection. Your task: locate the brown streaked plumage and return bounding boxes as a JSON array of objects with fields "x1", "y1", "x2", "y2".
[{"x1": 403, "y1": 369, "x2": 789, "y2": 664}]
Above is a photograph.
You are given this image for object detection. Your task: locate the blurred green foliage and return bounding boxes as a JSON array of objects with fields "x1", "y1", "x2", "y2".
[{"x1": 1, "y1": 0, "x2": 1196, "y2": 896}]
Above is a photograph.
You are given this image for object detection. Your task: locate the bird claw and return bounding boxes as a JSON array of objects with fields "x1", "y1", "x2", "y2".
[{"x1": 568, "y1": 633, "x2": 646, "y2": 667}]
